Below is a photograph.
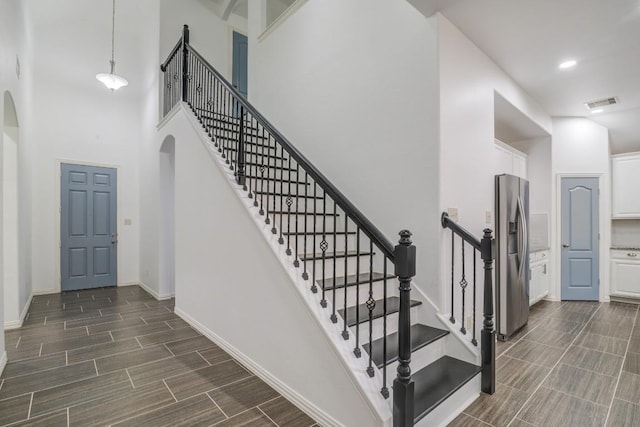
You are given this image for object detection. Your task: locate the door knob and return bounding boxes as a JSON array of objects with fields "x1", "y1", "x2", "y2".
[{"x1": 562, "y1": 243, "x2": 570, "y2": 248}]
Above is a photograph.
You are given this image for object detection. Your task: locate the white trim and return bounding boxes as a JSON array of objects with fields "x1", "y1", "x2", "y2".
[
  {"x1": 258, "y1": 0, "x2": 308, "y2": 42},
  {"x1": 175, "y1": 307, "x2": 343, "y2": 427},
  {"x1": 54, "y1": 160, "x2": 121, "y2": 293},
  {"x1": 0, "y1": 351, "x2": 7, "y2": 377},
  {"x1": 4, "y1": 293, "x2": 33, "y2": 330},
  {"x1": 124, "y1": 281, "x2": 174, "y2": 301},
  {"x1": 554, "y1": 173, "x2": 607, "y2": 302}
]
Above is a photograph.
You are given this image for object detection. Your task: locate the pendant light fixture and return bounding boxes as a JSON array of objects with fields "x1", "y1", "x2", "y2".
[{"x1": 96, "y1": 0, "x2": 128, "y2": 90}]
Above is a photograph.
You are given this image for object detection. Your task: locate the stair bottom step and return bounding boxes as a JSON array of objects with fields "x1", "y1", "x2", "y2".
[{"x1": 413, "y1": 356, "x2": 480, "y2": 423}]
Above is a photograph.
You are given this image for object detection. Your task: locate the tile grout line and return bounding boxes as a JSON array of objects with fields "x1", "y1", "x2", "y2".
[
  {"x1": 162, "y1": 379, "x2": 178, "y2": 402},
  {"x1": 206, "y1": 392, "x2": 229, "y2": 419},
  {"x1": 496, "y1": 301, "x2": 568, "y2": 361},
  {"x1": 67, "y1": 407, "x2": 70, "y2": 427},
  {"x1": 93, "y1": 359, "x2": 99, "y2": 376},
  {"x1": 505, "y1": 304, "x2": 604, "y2": 426},
  {"x1": 125, "y1": 368, "x2": 136, "y2": 389},
  {"x1": 15, "y1": 336, "x2": 21, "y2": 349},
  {"x1": 38, "y1": 343, "x2": 43, "y2": 357},
  {"x1": 27, "y1": 392, "x2": 34, "y2": 419},
  {"x1": 196, "y1": 349, "x2": 211, "y2": 365},
  {"x1": 257, "y1": 406, "x2": 280, "y2": 426},
  {"x1": 603, "y1": 305, "x2": 640, "y2": 426}
]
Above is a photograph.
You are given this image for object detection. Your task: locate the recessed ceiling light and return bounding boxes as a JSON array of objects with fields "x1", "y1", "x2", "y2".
[
  {"x1": 591, "y1": 108, "x2": 604, "y2": 114},
  {"x1": 559, "y1": 60, "x2": 577, "y2": 69}
]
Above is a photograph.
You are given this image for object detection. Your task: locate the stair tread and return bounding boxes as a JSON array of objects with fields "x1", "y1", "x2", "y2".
[
  {"x1": 413, "y1": 356, "x2": 481, "y2": 423},
  {"x1": 299, "y1": 250, "x2": 372, "y2": 261},
  {"x1": 363, "y1": 324, "x2": 449, "y2": 368},
  {"x1": 319, "y1": 272, "x2": 394, "y2": 290},
  {"x1": 338, "y1": 297, "x2": 421, "y2": 327}
]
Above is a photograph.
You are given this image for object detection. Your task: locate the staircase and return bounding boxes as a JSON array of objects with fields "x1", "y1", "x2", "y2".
[{"x1": 161, "y1": 25, "x2": 495, "y2": 426}]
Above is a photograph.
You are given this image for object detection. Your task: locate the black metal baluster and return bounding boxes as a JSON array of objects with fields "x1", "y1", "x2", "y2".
[
  {"x1": 330, "y1": 201, "x2": 338, "y2": 324},
  {"x1": 460, "y1": 240, "x2": 467, "y2": 335},
  {"x1": 293, "y1": 164, "x2": 300, "y2": 267},
  {"x1": 320, "y1": 192, "x2": 327, "y2": 307},
  {"x1": 472, "y1": 250, "x2": 478, "y2": 346},
  {"x1": 366, "y1": 240, "x2": 375, "y2": 378},
  {"x1": 236, "y1": 101, "x2": 247, "y2": 191},
  {"x1": 381, "y1": 257, "x2": 389, "y2": 398},
  {"x1": 285, "y1": 156, "x2": 293, "y2": 256},
  {"x1": 450, "y1": 229, "x2": 455, "y2": 324},
  {"x1": 220, "y1": 86, "x2": 227, "y2": 158},
  {"x1": 311, "y1": 182, "x2": 318, "y2": 293},
  {"x1": 258, "y1": 124, "x2": 266, "y2": 215},
  {"x1": 278, "y1": 144, "x2": 285, "y2": 244},
  {"x1": 302, "y1": 171, "x2": 309, "y2": 280},
  {"x1": 247, "y1": 115, "x2": 254, "y2": 199},
  {"x1": 270, "y1": 137, "x2": 278, "y2": 234},
  {"x1": 265, "y1": 133, "x2": 272, "y2": 225},
  {"x1": 342, "y1": 216, "x2": 349, "y2": 340},
  {"x1": 252, "y1": 118, "x2": 260, "y2": 206},
  {"x1": 353, "y1": 229, "x2": 361, "y2": 358}
]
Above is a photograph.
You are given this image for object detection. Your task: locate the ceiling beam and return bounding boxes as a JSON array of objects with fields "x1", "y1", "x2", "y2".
[{"x1": 221, "y1": 0, "x2": 240, "y2": 21}]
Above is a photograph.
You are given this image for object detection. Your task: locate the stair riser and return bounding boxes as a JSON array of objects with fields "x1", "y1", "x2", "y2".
[
  {"x1": 320, "y1": 280, "x2": 397, "y2": 308},
  {"x1": 383, "y1": 338, "x2": 446, "y2": 388}
]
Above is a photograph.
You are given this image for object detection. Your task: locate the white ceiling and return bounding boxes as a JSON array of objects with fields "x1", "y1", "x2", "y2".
[{"x1": 431, "y1": 0, "x2": 640, "y2": 154}]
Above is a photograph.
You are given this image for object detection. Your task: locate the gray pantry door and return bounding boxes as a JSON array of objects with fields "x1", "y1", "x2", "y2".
[
  {"x1": 61, "y1": 163, "x2": 117, "y2": 291},
  {"x1": 561, "y1": 177, "x2": 599, "y2": 300}
]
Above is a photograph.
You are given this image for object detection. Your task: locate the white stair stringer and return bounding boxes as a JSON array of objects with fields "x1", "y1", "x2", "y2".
[
  {"x1": 170, "y1": 102, "x2": 483, "y2": 426},
  {"x1": 168, "y1": 102, "x2": 393, "y2": 426}
]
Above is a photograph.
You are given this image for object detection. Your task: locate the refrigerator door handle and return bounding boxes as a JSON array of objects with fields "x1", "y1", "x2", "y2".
[{"x1": 517, "y1": 196, "x2": 527, "y2": 280}]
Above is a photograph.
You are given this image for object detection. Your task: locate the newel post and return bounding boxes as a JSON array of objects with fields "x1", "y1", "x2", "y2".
[
  {"x1": 181, "y1": 24, "x2": 190, "y2": 103},
  {"x1": 393, "y1": 230, "x2": 416, "y2": 427},
  {"x1": 480, "y1": 228, "x2": 496, "y2": 394}
]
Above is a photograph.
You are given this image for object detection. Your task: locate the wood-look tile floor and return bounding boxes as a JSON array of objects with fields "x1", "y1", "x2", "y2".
[
  {"x1": 1, "y1": 286, "x2": 318, "y2": 427},
  {"x1": 450, "y1": 300, "x2": 640, "y2": 427}
]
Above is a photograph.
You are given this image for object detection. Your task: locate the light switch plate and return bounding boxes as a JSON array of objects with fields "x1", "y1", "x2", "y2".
[
  {"x1": 124, "y1": 219, "x2": 132, "y2": 226},
  {"x1": 486, "y1": 211, "x2": 493, "y2": 224}
]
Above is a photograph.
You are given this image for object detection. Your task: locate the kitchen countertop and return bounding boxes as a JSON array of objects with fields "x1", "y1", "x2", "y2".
[
  {"x1": 530, "y1": 247, "x2": 550, "y2": 253},
  {"x1": 611, "y1": 246, "x2": 640, "y2": 251}
]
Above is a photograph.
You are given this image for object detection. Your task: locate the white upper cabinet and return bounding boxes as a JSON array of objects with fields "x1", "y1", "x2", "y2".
[
  {"x1": 495, "y1": 140, "x2": 527, "y2": 179},
  {"x1": 612, "y1": 152, "x2": 640, "y2": 218}
]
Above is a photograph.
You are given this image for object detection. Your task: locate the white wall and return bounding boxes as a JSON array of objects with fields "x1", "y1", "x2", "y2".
[
  {"x1": 551, "y1": 117, "x2": 611, "y2": 301},
  {"x1": 0, "y1": 0, "x2": 29, "y2": 365},
  {"x1": 247, "y1": 0, "x2": 441, "y2": 302},
  {"x1": 438, "y1": 14, "x2": 552, "y2": 312},
  {"x1": 23, "y1": 0, "x2": 158, "y2": 293},
  {"x1": 163, "y1": 108, "x2": 384, "y2": 426}
]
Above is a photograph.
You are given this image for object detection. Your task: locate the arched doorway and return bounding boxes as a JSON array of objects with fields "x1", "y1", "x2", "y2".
[
  {"x1": 159, "y1": 136, "x2": 175, "y2": 298},
  {"x1": 3, "y1": 91, "x2": 20, "y2": 327}
]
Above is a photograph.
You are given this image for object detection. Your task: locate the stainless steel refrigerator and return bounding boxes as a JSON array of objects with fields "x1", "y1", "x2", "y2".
[{"x1": 495, "y1": 174, "x2": 530, "y2": 341}]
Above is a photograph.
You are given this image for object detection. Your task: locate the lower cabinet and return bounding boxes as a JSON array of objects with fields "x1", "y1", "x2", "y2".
[
  {"x1": 611, "y1": 249, "x2": 640, "y2": 298},
  {"x1": 529, "y1": 250, "x2": 549, "y2": 306}
]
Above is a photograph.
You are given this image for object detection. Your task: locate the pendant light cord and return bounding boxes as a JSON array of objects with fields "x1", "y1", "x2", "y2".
[{"x1": 110, "y1": 0, "x2": 116, "y2": 72}]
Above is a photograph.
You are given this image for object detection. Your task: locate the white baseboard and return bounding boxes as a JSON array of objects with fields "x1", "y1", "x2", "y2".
[
  {"x1": 174, "y1": 307, "x2": 342, "y2": 427},
  {"x1": 4, "y1": 293, "x2": 34, "y2": 330},
  {"x1": 0, "y1": 351, "x2": 7, "y2": 377},
  {"x1": 122, "y1": 281, "x2": 174, "y2": 301}
]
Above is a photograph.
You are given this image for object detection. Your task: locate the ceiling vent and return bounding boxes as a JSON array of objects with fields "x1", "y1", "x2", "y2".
[{"x1": 585, "y1": 96, "x2": 618, "y2": 110}]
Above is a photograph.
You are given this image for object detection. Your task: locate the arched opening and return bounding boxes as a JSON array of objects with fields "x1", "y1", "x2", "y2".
[
  {"x1": 159, "y1": 135, "x2": 176, "y2": 298},
  {"x1": 3, "y1": 91, "x2": 20, "y2": 327}
]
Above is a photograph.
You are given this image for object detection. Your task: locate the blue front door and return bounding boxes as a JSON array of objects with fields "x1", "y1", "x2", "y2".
[
  {"x1": 232, "y1": 31, "x2": 248, "y2": 98},
  {"x1": 61, "y1": 164, "x2": 117, "y2": 291},
  {"x1": 561, "y1": 177, "x2": 599, "y2": 300}
]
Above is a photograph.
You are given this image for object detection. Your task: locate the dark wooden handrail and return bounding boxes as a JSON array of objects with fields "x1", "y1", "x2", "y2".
[
  {"x1": 187, "y1": 46, "x2": 396, "y2": 260},
  {"x1": 160, "y1": 38, "x2": 183, "y2": 72},
  {"x1": 441, "y1": 212, "x2": 481, "y2": 250}
]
